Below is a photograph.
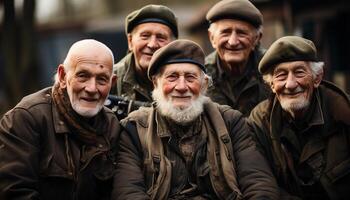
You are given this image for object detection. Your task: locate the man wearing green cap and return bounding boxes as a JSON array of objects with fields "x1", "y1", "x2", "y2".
[
  {"x1": 112, "y1": 39, "x2": 279, "y2": 200},
  {"x1": 111, "y1": 4, "x2": 178, "y2": 103},
  {"x1": 205, "y1": 0, "x2": 270, "y2": 116},
  {"x1": 248, "y1": 36, "x2": 350, "y2": 199}
]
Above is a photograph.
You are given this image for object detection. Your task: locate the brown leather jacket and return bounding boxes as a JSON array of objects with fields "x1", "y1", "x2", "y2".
[
  {"x1": 248, "y1": 81, "x2": 350, "y2": 200},
  {"x1": 113, "y1": 99, "x2": 279, "y2": 200},
  {"x1": 0, "y1": 87, "x2": 121, "y2": 200}
]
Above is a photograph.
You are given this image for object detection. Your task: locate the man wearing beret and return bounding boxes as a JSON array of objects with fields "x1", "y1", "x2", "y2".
[
  {"x1": 248, "y1": 36, "x2": 350, "y2": 199},
  {"x1": 205, "y1": 0, "x2": 270, "y2": 116},
  {"x1": 111, "y1": 4, "x2": 178, "y2": 103},
  {"x1": 112, "y1": 39, "x2": 279, "y2": 199}
]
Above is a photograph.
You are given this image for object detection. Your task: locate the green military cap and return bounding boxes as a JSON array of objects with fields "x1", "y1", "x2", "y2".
[
  {"x1": 148, "y1": 39, "x2": 206, "y2": 80},
  {"x1": 206, "y1": 0, "x2": 263, "y2": 27},
  {"x1": 125, "y1": 4, "x2": 178, "y2": 38},
  {"x1": 258, "y1": 36, "x2": 318, "y2": 74}
]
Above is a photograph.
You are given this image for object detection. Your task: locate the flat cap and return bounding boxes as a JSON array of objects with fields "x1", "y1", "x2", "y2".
[
  {"x1": 206, "y1": 0, "x2": 263, "y2": 27},
  {"x1": 148, "y1": 39, "x2": 206, "y2": 80},
  {"x1": 125, "y1": 4, "x2": 178, "y2": 38},
  {"x1": 259, "y1": 36, "x2": 317, "y2": 74}
]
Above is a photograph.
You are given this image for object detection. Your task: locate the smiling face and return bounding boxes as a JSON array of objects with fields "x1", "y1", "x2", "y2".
[
  {"x1": 271, "y1": 61, "x2": 322, "y2": 117},
  {"x1": 152, "y1": 63, "x2": 209, "y2": 124},
  {"x1": 128, "y1": 22, "x2": 174, "y2": 72},
  {"x1": 156, "y1": 63, "x2": 204, "y2": 109},
  {"x1": 209, "y1": 19, "x2": 260, "y2": 69},
  {"x1": 58, "y1": 40, "x2": 116, "y2": 118}
]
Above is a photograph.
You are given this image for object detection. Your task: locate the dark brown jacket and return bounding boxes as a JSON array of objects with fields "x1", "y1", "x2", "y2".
[
  {"x1": 0, "y1": 87, "x2": 121, "y2": 200},
  {"x1": 205, "y1": 49, "x2": 270, "y2": 116},
  {"x1": 113, "y1": 99, "x2": 279, "y2": 200},
  {"x1": 248, "y1": 81, "x2": 350, "y2": 200}
]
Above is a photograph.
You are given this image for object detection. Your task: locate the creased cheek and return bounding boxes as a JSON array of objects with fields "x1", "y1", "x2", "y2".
[{"x1": 162, "y1": 84, "x2": 174, "y2": 95}]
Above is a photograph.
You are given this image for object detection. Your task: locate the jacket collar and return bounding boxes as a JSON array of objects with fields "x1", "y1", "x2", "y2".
[
  {"x1": 270, "y1": 88, "x2": 324, "y2": 140},
  {"x1": 122, "y1": 53, "x2": 138, "y2": 86},
  {"x1": 52, "y1": 99, "x2": 70, "y2": 134}
]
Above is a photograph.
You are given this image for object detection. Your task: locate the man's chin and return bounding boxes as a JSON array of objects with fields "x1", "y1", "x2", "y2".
[{"x1": 72, "y1": 105, "x2": 102, "y2": 118}]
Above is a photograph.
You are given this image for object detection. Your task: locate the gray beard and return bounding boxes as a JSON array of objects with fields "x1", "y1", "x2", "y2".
[{"x1": 152, "y1": 86, "x2": 208, "y2": 125}]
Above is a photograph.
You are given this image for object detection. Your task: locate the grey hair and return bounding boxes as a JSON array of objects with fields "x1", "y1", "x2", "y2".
[{"x1": 262, "y1": 61, "x2": 325, "y2": 85}]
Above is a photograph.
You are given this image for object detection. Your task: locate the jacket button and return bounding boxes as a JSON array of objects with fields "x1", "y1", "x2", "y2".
[
  {"x1": 98, "y1": 144, "x2": 103, "y2": 148},
  {"x1": 59, "y1": 121, "x2": 64, "y2": 125}
]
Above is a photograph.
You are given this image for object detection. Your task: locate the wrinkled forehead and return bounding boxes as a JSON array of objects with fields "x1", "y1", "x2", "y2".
[{"x1": 66, "y1": 41, "x2": 113, "y2": 69}]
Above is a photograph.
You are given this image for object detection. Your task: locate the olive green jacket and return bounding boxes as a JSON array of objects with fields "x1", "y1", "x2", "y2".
[
  {"x1": 111, "y1": 53, "x2": 153, "y2": 102},
  {"x1": 248, "y1": 81, "x2": 350, "y2": 200},
  {"x1": 113, "y1": 99, "x2": 279, "y2": 200},
  {"x1": 205, "y1": 49, "x2": 270, "y2": 116}
]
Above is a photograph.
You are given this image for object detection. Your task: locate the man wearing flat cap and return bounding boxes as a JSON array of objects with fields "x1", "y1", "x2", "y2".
[
  {"x1": 112, "y1": 39, "x2": 279, "y2": 200},
  {"x1": 205, "y1": 0, "x2": 270, "y2": 116},
  {"x1": 248, "y1": 36, "x2": 350, "y2": 199},
  {"x1": 111, "y1": 4, "x2": 178, "y2": 103}
]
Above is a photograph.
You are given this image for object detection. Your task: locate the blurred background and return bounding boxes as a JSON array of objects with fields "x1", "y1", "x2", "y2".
[{"x1": 0, "y1": 0, "x2": 349, "y2": 116}]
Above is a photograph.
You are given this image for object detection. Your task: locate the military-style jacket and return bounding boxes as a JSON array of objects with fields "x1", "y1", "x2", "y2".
[
  {"x1": 112, "y1": 99, "x2": 279, "y2": 200},
  {"x1": 248, "y1": 81, "x2": 350, "y2": 200},
  {"x1": 0, "y1": 87, "x2": 121, "y2": 200},
  {"x1": 205, "y1": 49, "x2": 270, "y2": 116},
  {"x1": 111, "y1": 53, "x2": 153, "y2": 102}
]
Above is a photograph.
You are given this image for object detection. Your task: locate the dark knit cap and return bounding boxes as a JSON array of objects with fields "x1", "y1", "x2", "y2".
[
  {"x1": 125, "y1": 4, "x2": 178, "y2": 38},
  {"x1": 259, "y1": 36, "x2": 318, "y2": 74},
  {"x1": 148, "y1": 39, "x2": 206, "y2": 80},
  {"x1": 206, "y1": 0, "x2": 263, "y2": 27}
]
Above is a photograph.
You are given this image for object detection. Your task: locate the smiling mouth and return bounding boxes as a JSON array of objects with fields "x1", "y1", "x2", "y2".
[
  {"x1": 81, "y1": 97, "x2": 99, "y2": 102},
  {"x1": 283, "y1": 91, "x2": 304, "y2": 98},
  {"x1": 172, "y1": 96, "x2": 191, "y2": 100}
]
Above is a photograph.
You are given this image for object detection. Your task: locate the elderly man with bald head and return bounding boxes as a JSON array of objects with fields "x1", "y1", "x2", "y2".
[{"x1": 0, "y1": 39, "x2": 121, "y2": 200}]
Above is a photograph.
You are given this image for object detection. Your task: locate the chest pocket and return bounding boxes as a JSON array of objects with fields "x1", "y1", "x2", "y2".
[{"x1": 324, "y1": 129, "x2": 350, "y2": 183}]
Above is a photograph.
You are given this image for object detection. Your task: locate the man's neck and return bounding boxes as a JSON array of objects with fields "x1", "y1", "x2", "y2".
[
  {"x1": 134, "y1": 64, "x2": 152, "y2": 87},
  {"x1": 220, "y1": 59, "x2": 247, "y2": 77}
]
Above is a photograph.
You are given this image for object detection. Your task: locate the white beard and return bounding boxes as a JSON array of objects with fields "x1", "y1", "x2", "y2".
[
  {"x1": 71, "y1": 101, "x2": 103, "y2": 117},
  {"x1": 280, "y1": 97, "x2": 310, "y2": 117},
  {"x1": 152, "y1": 86, "x2": 208, "y2": 125},
  {"x1": 67, "y1": 87, "x2": 103, "y2": 118}
]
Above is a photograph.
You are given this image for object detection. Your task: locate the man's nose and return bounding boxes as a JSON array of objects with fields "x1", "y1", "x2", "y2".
[
  {"x1": 227, "y1": 32, "x2": 239, "y2": 46},
  {"x1": 85, "y1": 79, "x2": 98, "y2": 93},
  {"x1": 147, "y1": 36, "x2": 160, "y2": 49},
  {"x1": 285, "y1": 73, "x2": 298, "y2": 90},
  {"x1": 175, "y1": 76, "x2": 188, "y2": 93}
]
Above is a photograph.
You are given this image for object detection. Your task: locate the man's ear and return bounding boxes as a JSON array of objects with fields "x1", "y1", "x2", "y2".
[
  {"x1": 203, "y1": 75, "x2": 209, "y2": 91},
  {"x1": 253, "y1": 31, "x2": 262, "y2": 48},
  {"x1": 57, "y1": 64, "x2": 67, "y2": 88},
  {"x1": 152, "y1": 77, "x2": 158, "y2": 88},
  {"x1": 208, "y1": 30, "x2": 217, "y2": 49},
  {"x1": 269, "y1": 80, "x2": 277, "y2": 93},
  {"x1": 313, "y1": 69, "x2": 324, "y2": 88},
  {"x1": 127, "y1": 34, "x2": 133, "y2": 51},
  {"x1": 111, "y1": 74, "x2": 117, "y2": 86}
]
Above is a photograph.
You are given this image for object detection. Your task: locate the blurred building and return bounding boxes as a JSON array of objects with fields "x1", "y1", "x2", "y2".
[{"x1": 0, "y1": 0, "x2": 349, "y2": 115}]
